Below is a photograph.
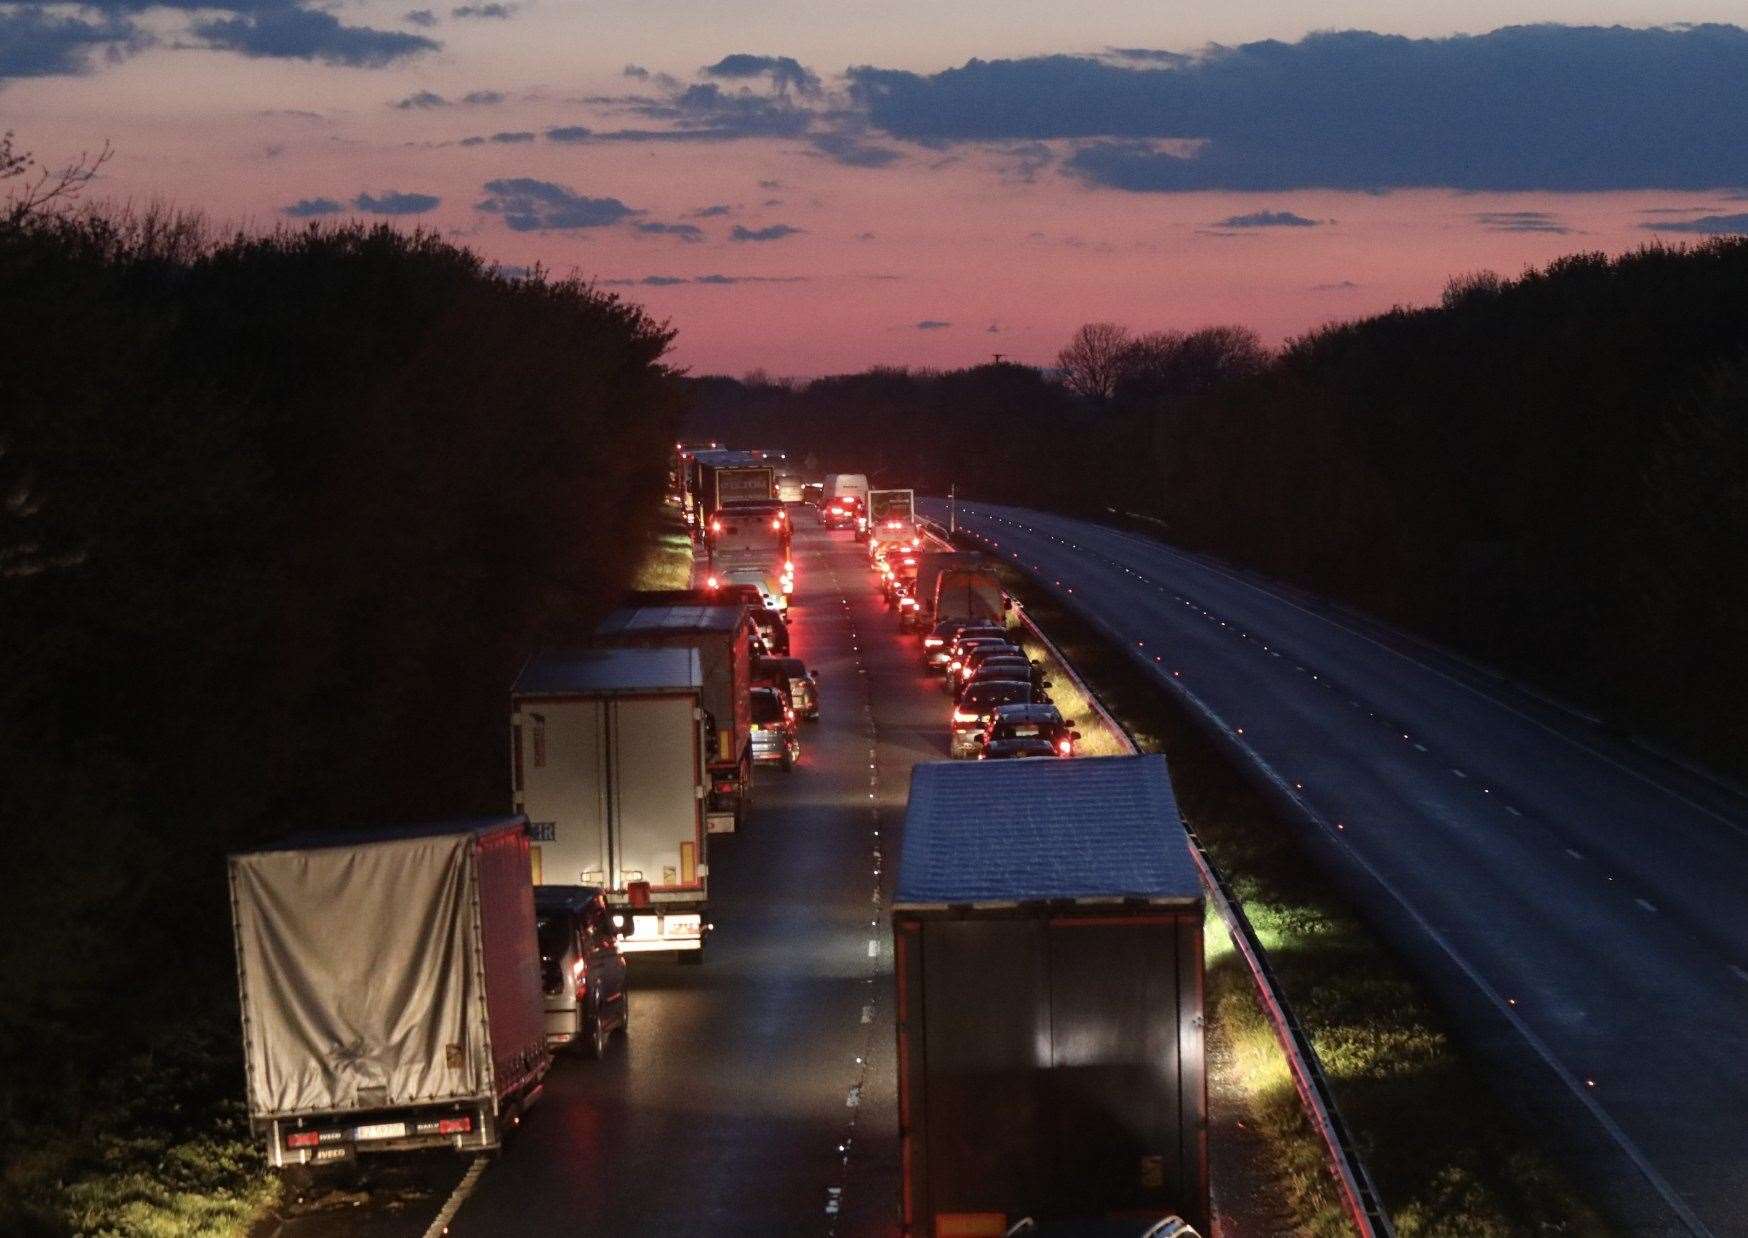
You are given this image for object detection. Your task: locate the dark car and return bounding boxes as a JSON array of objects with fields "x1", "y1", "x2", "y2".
[
  {"x1": 982, "y1": 702, "x2": 1080, "y2": 757},
  {"x1": 922, "y1": 620, "x2": 1003, "y2": 670},
  {"x1": 945, "y1": 638, "x2": 1022, "y2": 691},
  {"x1": 951, "y1": 644, "x2": 1031, "y2": 694},
  {"x1": 958, "y1": 658, "x2": 1050, "y2": 702},
  {"x1": 534, "y1": 885, "x2": 629, "y2": 1059},
  {"x1": 750, "y1": 606, "x2": 789, "y2": 655},
  {"x1": 822, "y1": 494, "x2": 864, "y2": 531},
  {"x1": 749, "y1": 685, "x2": 800, "y2": 769},
  {"x1": 950, "y1": 680, "x2": 1038, "y2": 758},
  {"x1": 756, "y1": 655, "x2": 819, "y2": 720}
]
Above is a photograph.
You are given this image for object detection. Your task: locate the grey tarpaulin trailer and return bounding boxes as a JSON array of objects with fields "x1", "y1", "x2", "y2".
[
  {"x1": 893, "y1": 754, "x2": 1208, "y2": 1235},
  {"x1": 229, "y1": 815, "x2": 549, "y2": 1166}
]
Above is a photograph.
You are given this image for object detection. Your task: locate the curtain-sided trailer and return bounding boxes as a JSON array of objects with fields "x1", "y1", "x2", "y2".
[{"x1": 229, "y1": 817, "x2": 549, "y2": 1167}]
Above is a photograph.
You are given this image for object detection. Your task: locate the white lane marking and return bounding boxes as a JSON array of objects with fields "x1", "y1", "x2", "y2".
[
  {"x1": 867, "y1": 939, "x2": 878, "y2": 958},
  {"x1": 1451, "y1": 767, "x2": 1468, "y2": 778},
  {"x1": 1566, "y1": 848, "x2": 1585, "y2": 860},
  {"x1": 1636, "y1": 898, "x2": 1658, "y2": 913},
  {"x1": 1729, "y1": 965, "x2": 1748, "y2": 983},
  {"x1": 422, "y1": 1154, "x2": 489, "y2": 1238},
  {"x1": 1413, "y1": 742, "x2": 1428, "y2": 752},
  {"x1": 861, "y1": 1004, "x2": 873, "y2": 1023}
]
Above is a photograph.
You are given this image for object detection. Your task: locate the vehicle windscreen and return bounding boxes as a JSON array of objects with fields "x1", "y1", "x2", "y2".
[{"x1": 750, "y1": 691, "x2": 785, "y2": 724}]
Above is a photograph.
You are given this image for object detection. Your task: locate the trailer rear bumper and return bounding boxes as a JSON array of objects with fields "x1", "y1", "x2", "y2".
[
  {"x1": 259, "y1": 1101, "x2": 499, "y2": 1167},
  {"x1": 618, "y1": 906, "x2": 709, "y2": 953}
]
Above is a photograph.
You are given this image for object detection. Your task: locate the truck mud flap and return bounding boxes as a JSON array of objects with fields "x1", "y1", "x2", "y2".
[{"x1": 706, "y1": 811, "x2": 737, "y2": 834}]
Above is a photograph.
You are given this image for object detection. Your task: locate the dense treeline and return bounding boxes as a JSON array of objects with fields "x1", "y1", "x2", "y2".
[
  {"x1": 687, "y1": 240, "x2": 1748, "y2": 773},
  {"x1": 0, "y1": 207, "x2": 681, "y2": 1211}
]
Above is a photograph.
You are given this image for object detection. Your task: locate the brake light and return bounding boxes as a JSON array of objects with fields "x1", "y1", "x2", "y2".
[
  {"x1": 286, "y1": 1131, "x2": 321, "y2": 1149},
  {"x1": 711, "y1": 519, "x2": 722, "y2": 533},
  {"x1": 924, "y1": 638, "x2": 944, "y2": 647},
  {"x1": 953, "y1": 709, "x2": 978, "y2": 724},
  {"x1": 771, "y1": 518, "x2": 781, "y2": 529},
  {"x1": 1058, "y1": 739, "x2": 1074, "y2": 755},
  {"x1": 437, "y1": 1117, "x2": 472, "y2": 1135},
  {"x1": 784, "y1": 561, "x2": 794, "y2": 573},
  {"x1": 706, "y1": 575, "x2": 719, "y2": 589}
]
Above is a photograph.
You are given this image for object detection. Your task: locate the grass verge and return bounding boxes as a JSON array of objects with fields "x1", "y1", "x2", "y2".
[
  {"x1": 2, "y1": 1009, "x2": 278, "y2": 1238},
  {"x1": 992, "y1": 560, "x2": 1607, "y2": 1237},
  {"x1": 633, "y1": 505, "x2": 696, "y2": 590}
]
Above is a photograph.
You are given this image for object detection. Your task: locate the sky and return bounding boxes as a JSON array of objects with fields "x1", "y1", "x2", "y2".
[{"x1": 6, "y1": 2, "x2": 1748, "y2": 375}]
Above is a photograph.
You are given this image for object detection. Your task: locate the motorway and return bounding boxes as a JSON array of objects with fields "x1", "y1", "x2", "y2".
[{"x1": 923, "y1": 500, "x2": 1748, "y2": 1236}]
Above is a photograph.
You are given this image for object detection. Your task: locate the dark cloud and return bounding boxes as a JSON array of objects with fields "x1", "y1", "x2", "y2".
[
  {"x1": 690, "y1": 203, "x2": 733, "y2": 217},
  {"x1": 849, "y1": 25, "x2": 1748, "y2": 191},
  {"x1": 1474, "y1": 209, "x2": 1574, "y2": 233},
  {"x1": 810, "y1": 132, "x2": 901, "y2": 167},
  {"x1": 1310, "y1": 279, "x2": 1360, "y2": 290},
  {"x1": 601, "y1": 275, "x2": 689, "y2": 286},
  {"x1": 1214, "y1": 210, "x2": 1323, "y2": 228},
  {"x1": 599, "y1": 273, "x2": 807, "y2": 286},
  {"x1": 451, "y1": 3, "x2": 514, "y2": 16},
  {"x1": 545, "y1": 126, "x2": 592, "y2": 142},
  {"x1": 1105, "y1": 47, "x2": 1192, "y2": 66},
  {"x1": 1641, "y1": 212, "x2": 1748, "y2": 234},
  {"x1": 404, "y1": 8, "x2": 436, "y2": 26},
  {"x1": 694, "y1": 273, "x2": 807, "y2": 284},
  {"x1": 623, "y1": 64, "x2": 650, "y2": 79},
  {"x1": 856, "y1": 231, "x2": 876, "y2": 240},
  {"x1": 354, "y1": 190, "x2": 440, "y2": 214},
  {"x1": 633, "y1": 82, "x2": 812, "y2": 138},
  {"x1": 477, "y1": 178, "x2": 640, "y2": 231},
  {"x1": 282, "y1": 196, "x2": 345, "y2": 217},
  {"x1": 702, "y1": 53, "x2": 820, "y2": 95},
  {"x1": 0, "y1": 9, "x2": 146, "y2": 78},
  {"x1": 462, "y1": 89, "x2": 504, "y2": 104},
  {"x1": 731, "y1": 223, "x2": 802, "y2": 242},
  {"x1": 488, "y1": 131, "x2": 534, "y2": 143},
  {"x1": 758, "y1": 179, "x2": 784, "y2": 189},
  {"x1": 193, "y1": 9, "x2": 437, "y2": 66},
  {"x1": 916, "y1": 320, "x2": 951, "y2": 330},
  {"x1": 393, "y1": 89, "x2": 447, "y2": 109},
  {"x1": 635, "y1": 221, "x2": 705, "y2": 241}
]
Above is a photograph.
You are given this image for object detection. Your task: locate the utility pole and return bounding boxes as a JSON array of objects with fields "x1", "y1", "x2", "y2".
[
  {"x1": 992, "y1": 353, "x2": 1005, "y2": 364},
  {"x1": 949, "y1": 483, "x2": 956, "y2": 534}
]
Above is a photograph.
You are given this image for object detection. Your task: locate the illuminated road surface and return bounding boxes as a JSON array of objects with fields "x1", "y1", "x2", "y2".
[{"x1": 924, "y1": 499, "x2": 1748, "y2": 1237}]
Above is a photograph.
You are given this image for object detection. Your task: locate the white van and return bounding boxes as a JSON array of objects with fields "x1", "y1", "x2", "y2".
[{"x1": 823, "y1": 473, "x2": 870, "y2": 507}]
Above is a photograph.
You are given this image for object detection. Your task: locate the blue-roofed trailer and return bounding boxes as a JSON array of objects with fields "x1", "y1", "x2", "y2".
[
  {"x1": 892, "y1": 755, "x2": 1209, "y2": 1236},
  {"x1": 512, "y1": 647, "x2": 713, "y2": 960}
]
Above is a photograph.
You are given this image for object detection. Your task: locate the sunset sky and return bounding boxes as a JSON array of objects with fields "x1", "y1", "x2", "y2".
[{"x1": 6, "y1": 2, "x2": 1748, "y2": 374}]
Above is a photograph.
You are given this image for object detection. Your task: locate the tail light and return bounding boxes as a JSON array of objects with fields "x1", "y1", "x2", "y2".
[
  {"x1": 784, "y1": 560, "x2": 794, "y2": 573},
  {"x1": 706, "y1": 575, "x2": 719, "y2": 589},
  {"x1": 771, "y1": 518, "x2": 781, "y2": 529},
  {"x1": 924, "y1": 637, "x2": 944, "y2": 647},
  {"x1": 711, "y1": 519, "x2": 722, "y2": 533},
  {"x1": 952, "y1": 709, "x2": 978, "y2": 724},
  {"x1": 437, "y1": 1117, "x2": 472, "y2": 1135},
  {"x1": 572, "y1": 955, "x2": 589, "y2": 995},
  {"x1": 286, "y1": 1131, "x2": 322, "y2": 1149},
  {"x1": 1058, "y1": 738, "x2": 1074, "y2": 755}
]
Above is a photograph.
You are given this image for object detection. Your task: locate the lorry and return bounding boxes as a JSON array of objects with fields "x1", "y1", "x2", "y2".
[
  {"x1": 914, "y1": 550, "x2": 1012, "y2": 630},
  {"x1": 707, "y1": 501, "x2": 794, "y2": 601},
  {"x1": 593, "y1": 595, "x2": 756, "y2": 834},
  {"x1": 822, "y1": 473, "x2": 871, "y2": 535},
  {"x1": 512, "y1": 647, "x2": 713, "y2": 960},
  {"x1": 892, "y1": 755, "x2": 1209, "y2": 1236},
  {"x1": 868, "y1": 487, "x2": 916, "y2": 536},
  {"x1": 229, "y1": 816, "x2": 549, "y2": 1167},
  {"x1": 688, "y1": 449, "x2": 776, "y2": 533}
]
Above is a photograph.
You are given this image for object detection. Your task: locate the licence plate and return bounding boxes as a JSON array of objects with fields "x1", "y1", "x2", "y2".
[
  {"x1": 1014, "y1": 726, "x2": 1039, "y2": 736},
  {"x1": 352, "y1": 1122, "x2": 407, "y2": 1141}
]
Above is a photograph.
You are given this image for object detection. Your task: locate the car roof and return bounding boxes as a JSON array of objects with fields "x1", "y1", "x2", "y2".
[
  {"x1": 993, "y1": 702, "x2": 1065, "y2": 722},
  {"x1": 963, "y1": 681, "x2": 1031, "y2": 701}
]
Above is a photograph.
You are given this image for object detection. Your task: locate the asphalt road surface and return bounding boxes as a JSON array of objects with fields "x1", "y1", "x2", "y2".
[
  {"x1": 441, "y1": 513, "x2": 936, "y2": 1236},
  {"x1": 923, "y1": 499, "x2": 1748, "y2": 1237}
]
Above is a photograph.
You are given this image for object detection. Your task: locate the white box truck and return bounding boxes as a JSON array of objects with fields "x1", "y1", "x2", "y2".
[
  {"x1": 512, "y1": 647, "x2": 713, "y2": 959},
  {"x1": 229, "y1": 816, "x2": 549, "y2": 1167}
]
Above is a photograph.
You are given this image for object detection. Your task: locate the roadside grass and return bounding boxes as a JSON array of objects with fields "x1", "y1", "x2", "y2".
[
  {"x1": 633, "y1": 506, "x2": 696, "y2": 590},
  {"x1": 992, "y1": 561, "x2": 1607, "y2": 1236},
  {"x1": 2, "y1": 1010, "x2": 278, "y2": 1238}
]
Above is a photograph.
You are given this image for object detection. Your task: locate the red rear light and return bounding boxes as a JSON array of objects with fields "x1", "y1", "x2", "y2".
[
  {"x1": 438, "y1": 1117, "x2": 472, "y2": 1135},
  {"x1": 771, "y1": 518, "x2": 781, "y2": 529},
  {"x1": 711, "y1": 519, "x2": 722, "y2": 533},
  {"x1": 784, "y1": 560, "x2": 794, "y2": 573},
  {"x1": 286, "y1": 1131, "x2": 321, "y2": 1149},
  {"x1": 706, "y1": 575, "x2": 719, "y2": 589},
  {"x1": 1058, "y1": 739, "x2": 1074, "y2": 755}
]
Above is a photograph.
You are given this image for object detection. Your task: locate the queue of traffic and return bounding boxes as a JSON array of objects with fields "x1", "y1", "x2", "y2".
[{"x1": 226, "y1": 444, "x2": 1208, "y2": 1236}]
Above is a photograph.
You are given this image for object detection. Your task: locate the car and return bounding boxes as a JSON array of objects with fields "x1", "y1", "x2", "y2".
[
  {"x1": 982, "y1": 702, "x2": 1081, "y2": 757},
  {"x1": 944, "y1": 636, "x2": 1021, "y2": 689},
  {"x1": 756, "y1": 655, "x2": 819, "y2": 720},
  {"x1": 801, "y1": 482, "x2": 824, "y2": 506},
  {"x1": 749, "y1": 685, "x2": 800, "y2": 769},
  {"x1": 945, "y1": 625, "x2": 1011, "y2": 662},
  {"x1": 749, "y1": 605, "x2": 790, "y2": 655},
  {"x1": 980, "y1": 736, "x2": 1062, "y2": 759},
  {"x1": 950, "y1": 680, "x2": 1039, "y2": 758},
  {"x1": 952, "y1": 645, "x2": 1032, "y2": 694},
  {"x1": 958, "y1": 658, "x2": 1049, "y2": 701},
  {"x1": 822, "y1": 494, "x2": 865, "y2": 532},
  {"x1": 722, "y1": 568, "x2": 786, "y2": 616},
  {"x1": 922, "y1": 619, "x2": 1001, "y2": 670},
  {"x1": 534, "y1": 885, "x2": 629, "y2": 1059}
]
